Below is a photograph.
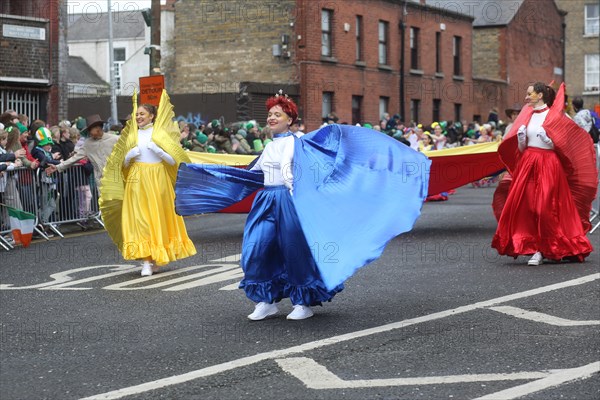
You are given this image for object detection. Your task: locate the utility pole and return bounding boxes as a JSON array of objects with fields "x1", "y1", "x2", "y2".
[
  {"x1": 107, "y1": 0, "x2": 118, "y2": 122},
  {"x1": 150, "y1": 0, "x2": 161, "y2": 75}
]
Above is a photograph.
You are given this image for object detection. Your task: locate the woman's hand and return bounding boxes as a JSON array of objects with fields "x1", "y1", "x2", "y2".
[
  {"x1": 536, "y1": 128, "x2": 553, "y2": 145},
  {"x1": 124, "y1": 146, "x2": 141, "y2": 167},
  {"x1": 148, "y1": 141, "x2": 176, "y2": 166}
]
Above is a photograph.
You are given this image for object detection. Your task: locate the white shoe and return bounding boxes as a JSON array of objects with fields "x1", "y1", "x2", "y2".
[
  {"x1": 287, "y1": 305, "x2": 314, "y2": 320},
  {"x1": 247, "y1": 302, "x2": 279, "y2": 321},
  {"x1": 527, "y1": 251, "x2": 544, "y2": 266},
  {"x1": 140, "y1": 261, "x2": 153, "y2": 276}
]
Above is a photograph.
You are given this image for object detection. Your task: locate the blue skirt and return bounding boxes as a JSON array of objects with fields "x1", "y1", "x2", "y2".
[
  {"x1": 240, "y1": 186, "x2": 343, "y2": 306},
  {"x1": 175, "y1": 124, "x2": 431, "y2": 292}
]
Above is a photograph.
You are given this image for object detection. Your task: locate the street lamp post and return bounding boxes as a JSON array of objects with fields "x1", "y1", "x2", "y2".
[{"x1": 107, "y1": 0, "x2": 118, "y2": 123}]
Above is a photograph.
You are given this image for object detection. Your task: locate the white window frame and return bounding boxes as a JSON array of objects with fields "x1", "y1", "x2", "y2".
[
  {"x1": 584, "y1": 53, "x2": 599, "y2": 93},
  {"x1": 584, "y1": 3, "x2": 599, "y2": 36},
  {"x1": 113, "y1": 47, "x2": 126, "y2": 93}
]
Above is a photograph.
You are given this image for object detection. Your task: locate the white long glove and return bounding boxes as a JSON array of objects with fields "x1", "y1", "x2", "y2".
[
  {"x1": 536, "y1": 127, "x2": 554, "y2": 147},
  {"x1": 517, "y1": 125, "x2": 527, "y2": 152},
  {"x1": 124, "y1": 146, "x2": 141, "y2": 167},
  {"x1": 147, "y1": 141, "x2": 175, "y2": 165}
]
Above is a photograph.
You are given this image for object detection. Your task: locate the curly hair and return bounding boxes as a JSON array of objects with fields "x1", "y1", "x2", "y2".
[{"x1": 265, "y1": 95, "x2": 298, "y2": 124}]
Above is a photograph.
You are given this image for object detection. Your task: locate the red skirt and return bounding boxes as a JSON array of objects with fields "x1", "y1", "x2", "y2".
[{"x1": 491, "y1": 147, "x2": 593, "y2": 261}]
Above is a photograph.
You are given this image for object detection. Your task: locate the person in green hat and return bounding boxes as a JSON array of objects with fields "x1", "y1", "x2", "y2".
[
  {"x1": 31, "y1": 127, "x2": 61, "y2": 233},
  {"x1": 192, "y1": 131, "x2": 209, "y2": 152}
]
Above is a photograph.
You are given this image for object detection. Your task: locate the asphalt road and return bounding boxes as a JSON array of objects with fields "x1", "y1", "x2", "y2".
[{"x1": 1, "y1": 186, "x2": 598, "y2": 400}]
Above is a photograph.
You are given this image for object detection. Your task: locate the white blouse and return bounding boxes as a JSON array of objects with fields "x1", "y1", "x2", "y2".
[
  {"x1": 136, "y1": 126, "x2": 175, "y2": 164},
  {"x1": 250, "y1": 133, "x2": 295, "y2": 188},
  {"x1": 526, "y1": 106, "x2": 553, "y2": 149}
]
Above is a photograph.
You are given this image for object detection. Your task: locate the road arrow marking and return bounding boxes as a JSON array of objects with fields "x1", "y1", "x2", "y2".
[
  {"x1": 275, "y1": 357, "x2": 552, "y2": 389},
  {"x1": 474, "y1": 361, "x2": 600, "y2": 400},
  {"x1": 487, "y1": 306, "x2": 600, "y2": 326}
]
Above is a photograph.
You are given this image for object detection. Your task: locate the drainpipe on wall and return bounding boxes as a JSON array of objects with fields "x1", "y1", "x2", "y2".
[{"x1": 399, "y1": 2, "x2": 407, "y2": 121}]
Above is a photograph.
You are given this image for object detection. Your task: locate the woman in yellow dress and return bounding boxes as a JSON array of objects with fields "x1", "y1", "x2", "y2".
[{"x1": 100, "y1": 90, "x2": 196, "y2": 276}]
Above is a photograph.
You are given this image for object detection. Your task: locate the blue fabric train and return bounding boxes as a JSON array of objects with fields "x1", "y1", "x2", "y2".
[{"x1": 175, "y1": 124, "x2": 431, "y2": 290}]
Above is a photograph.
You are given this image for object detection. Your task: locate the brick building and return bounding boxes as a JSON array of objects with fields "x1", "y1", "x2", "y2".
[
  {"x1": 0, "y1": 0, "x2": 68, "y2": 124},
  {"x1": 437, "y1": 0, "x2": 566, "y2": 120},
  {"x1": 295, "y1": 0, "x2": 475, "y2": 129},
  {"x1": 171, "y1": 0, "x2": 568, "y2": 129},
  {"x1": 555, "y1": 0, "x2": 599, "y2": 113}
]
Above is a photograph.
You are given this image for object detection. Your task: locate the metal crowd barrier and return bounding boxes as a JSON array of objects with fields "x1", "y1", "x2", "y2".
[
  {"x1": 1, "y1": 166, "x2": 47, "y2": 248},
  {"x1": 1, "y1": 164, "x2": 102, "y2": 250}
]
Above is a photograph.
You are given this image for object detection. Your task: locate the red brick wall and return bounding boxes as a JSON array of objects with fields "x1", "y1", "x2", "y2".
[
  {"x1": 0, "y1": 0, "x2": 66, "y2": 124},
  {"x1": 296, "y1": 0, "x2": 475, "y2": 130},
  {"x1": 504, "y1": 0, "x2": 565, "y2": 105}
]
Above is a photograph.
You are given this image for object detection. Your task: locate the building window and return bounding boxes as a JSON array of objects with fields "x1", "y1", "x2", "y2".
[
  {"x1": 410, "y1": 27, "x2": 420, "y2": 70},
  {"x1": 321, "y1": 9, "x2": 333, "y2": 57},
  {"x1": 453, "y1": 36, "x2": 462, "y2": 76},
  {"x1": 433, "y1": 99, "x2": 441, "y2": 123},
  {"x1": 410, "y1": 99, "x2": 420, "y2": 124},
  {"x1": 585, "y1": 3, "x2": 599, "y2": 35},
  {"x1": 322, "y1": 92, "x2": 334, "y2": 119},
  {"x1": 378, "y1": 21, "x2": 389, "y2": 65},
  {"x1": 585, "y1": 54, "x2": 599, "y2": 91},
  {"x1": 356, "y1": 16, "x2": 363, "y2": 61},
  {"x1": 454, "y1": 103, "x2": 462, "y2": 122},
  {"x1": 113, "y1": 47, "x2": 126, "y2": 92},
  {"x1": 435, "y1": 32, "x2": 442, "y2": 73},
  {"x1": 352, "y1": 95, "x2": 363, "y2": 125},
  {"x1": 379, "y1": 97, "x2": 389, "y2": 120}
]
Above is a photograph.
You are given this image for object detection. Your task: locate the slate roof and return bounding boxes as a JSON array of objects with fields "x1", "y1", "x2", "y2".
[
  {"x1": 424, "y1": 0, "x2": 526, "y2": 26},
  {"x1": 68, "y1": 11, "x2": 145, "y2": 41},
  {"x1": 68, "y1": 56, "x2": 109, "y2": 86}
]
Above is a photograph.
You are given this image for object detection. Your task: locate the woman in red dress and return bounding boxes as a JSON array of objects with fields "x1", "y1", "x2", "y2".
[{"x1": 492, "y1": 82, "x2": 596, "y2": 265}]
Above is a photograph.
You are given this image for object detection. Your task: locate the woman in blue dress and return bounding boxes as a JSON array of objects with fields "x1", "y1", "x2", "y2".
[{"x1": 175, "y1": 92, "x2": 431, "y2": 321}]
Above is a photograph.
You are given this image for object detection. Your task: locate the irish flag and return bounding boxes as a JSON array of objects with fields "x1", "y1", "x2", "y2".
[{"x1": 6, "y1": 206, "x2": 35, "y2": 247}]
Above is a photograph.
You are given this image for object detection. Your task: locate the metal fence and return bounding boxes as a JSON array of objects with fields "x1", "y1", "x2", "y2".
[{"x1": 1, "y1": 164, "x2": 102, "y2": 250}]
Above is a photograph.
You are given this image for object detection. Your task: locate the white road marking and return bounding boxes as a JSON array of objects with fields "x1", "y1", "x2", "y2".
[
  {"x1": 0, "y1": 265, "x2": 135, "y2": 290},
  {"x1": 219, "y1": 281, "x2": 242, "y2": 291},
  {"x1": 488, "y1": 306, "x2": 600, "y2": 326},
  {"x1": 80, "y1": 273, "x2": 600, "y2": 400},
  {"x1": 211, "y1": 254, "x2": 241, "y2": 263},
  {"x1": 275, "y1": 357, "x2": 552, "y2": 389},
  {"x1": 101, "y1": 264, "x2": 231, "y2": 290},
  {"x1": 162, "y1": 269, "x2": 244, "y2": 291},
  {"x1": 473, "y1": 361, "x2": 600, "y2": 400}
]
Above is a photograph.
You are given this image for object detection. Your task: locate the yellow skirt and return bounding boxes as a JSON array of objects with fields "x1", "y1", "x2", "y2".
[{"x1": 121, "y1": 162, "x2": 196, "y2": 266}]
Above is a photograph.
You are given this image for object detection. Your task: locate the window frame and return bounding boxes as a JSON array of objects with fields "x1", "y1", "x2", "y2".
[
  {"x1": 584, "y1": 53, "x2": 600, "y2": 92},
  {"x1": 379, "y1": 97, "x2": 389, "y2": 121},
  {"x1": 410, "y1": 99, "x2": 420, "y2": 124},
  {"x1": 378, "y1": 20, "x2": 389, "y2": 65},
  {"x1": 454, "y1": 103, "x2": 462, "y2": 123},
  {"x1": 432, "y1": 99, "x2": 441, "y2": 123},
  {"x1": 453, "y1": 36, "x2": 462, "y2": 76},
  {"x1": 322, "y1": 91, "x2": 334, "y2": 119},
  {"x1": 321, "y1": 9, "x2": 334, "y2": 57},
  {"x1": 352, "y1": 95, "x2": 363, "y2": 126},
  {"x1": 410, "y1": 27, "x2": 420, "y2": 70},
  {"x1": 356, "y1": 15, "x2": 363, "y2": 61},
  {"x1": 584, "y1": 3, "x2": 599, "y2": 36}
]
